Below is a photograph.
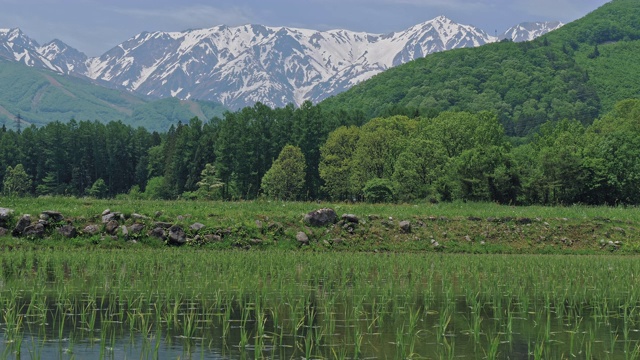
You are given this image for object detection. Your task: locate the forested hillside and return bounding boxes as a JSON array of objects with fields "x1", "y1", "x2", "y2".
[
  {"x1": 0, "y1": 60, "x2": 226, "y2": 132},
  {"x1": 320, "y1": 0, "x2": 640, "y2": 136}
]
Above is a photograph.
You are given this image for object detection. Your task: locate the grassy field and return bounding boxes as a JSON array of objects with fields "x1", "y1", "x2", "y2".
[
  {"x1": 2, "y1": 197, "x2": 640, "y2": 358},
  {"x1": 0, "y1": 196, "x2": 639, "y2": 253}
]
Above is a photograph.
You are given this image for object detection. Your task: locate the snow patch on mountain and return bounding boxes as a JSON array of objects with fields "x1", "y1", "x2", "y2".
[{"x1": 499, "y1": 21, "x2": 563, "y2": 42}]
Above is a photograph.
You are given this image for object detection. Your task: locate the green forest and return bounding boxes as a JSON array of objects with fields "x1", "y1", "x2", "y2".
[
  {"x1": 2, "y1": 0, "x2": 640, "y2": 206},
  {"x1": 2, "y1": 98, "x2": 640, "y2": 206}
]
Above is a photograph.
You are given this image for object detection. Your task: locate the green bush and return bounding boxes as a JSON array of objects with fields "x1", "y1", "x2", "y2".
[{"x1": 363, "y1": 178, "x2": 394, "y2": 203}]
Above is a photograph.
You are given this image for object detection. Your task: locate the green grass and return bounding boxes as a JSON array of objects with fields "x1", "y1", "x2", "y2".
[
  {"x1": 0, "y1": 196, "x2": 639, "y2": 254},
  {"x1": 2, "y1": 196, "x2": 639, "y2": 222}
]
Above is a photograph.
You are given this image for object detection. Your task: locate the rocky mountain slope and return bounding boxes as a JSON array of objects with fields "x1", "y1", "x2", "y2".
[{"x1": 499, "y1": 21, "x2": 564, "y2": 42}]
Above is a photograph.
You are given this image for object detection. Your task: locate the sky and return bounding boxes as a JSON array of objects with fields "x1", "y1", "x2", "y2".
[{"x1": 0, "y1": 0, "x2": 611, "y2": 57}]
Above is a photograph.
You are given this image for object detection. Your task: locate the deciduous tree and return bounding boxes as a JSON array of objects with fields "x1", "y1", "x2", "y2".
[
  {"x1": 261, "y1": 145, "x2": 306, "y2": 200},
  {"x1": 3, "y1": 164, "x2": 31, "y2": 196},
  {"x1": 319, "y1": 126, "x2": 360, "y2": 200}
]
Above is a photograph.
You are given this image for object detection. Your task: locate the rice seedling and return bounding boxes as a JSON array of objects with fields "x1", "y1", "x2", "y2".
[
  {"x1": 1, "y1": 249, "x2": 640, "y2": 358},
  {"x1": 485, "y1": 332, "x2": 501, "y2": 359}
]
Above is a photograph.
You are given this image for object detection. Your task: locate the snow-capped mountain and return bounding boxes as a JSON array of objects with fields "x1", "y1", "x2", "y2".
[
  {"x1": 0, "y1": 28, "x2": 86, "y2": 74},
  {"x1": 83, "y1": 16, "x2": 499, "y2": 109},
  {"x1": 38, "y1": 39, "x2": 88, "y2": 74},
  {"x1": 1, "y1": 28, "x2": 51, "y2": 69},
  {"x1": 0, "y1": 19, "x2": 562, "y2": 109},
  {"x1": 499, "y1": 21, "x2": 563, "y2": 42}
]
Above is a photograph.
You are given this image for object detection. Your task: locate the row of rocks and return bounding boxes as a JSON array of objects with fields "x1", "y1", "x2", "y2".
[
  {"x1": 298, "y1": 209, "x2": 415, "y2": 245},
  {"x1": 303, "y1": 209, "x2": 417, "y2": 228},
  {"x1": 0, "y1": 207, "x2": 223, "y2": 246},
  {"x1": 4, "y1": 210, "x2": 69, "y2": 238},
  {"x1": 2, "y1": 206, "x2": 458, "y2": 246},
  {"x1": 100, "y1": 209, "x2": 213, "y2": 245},
  {"x1": 600, "y1": 239, "x2": 623, "y2": 250},
  {"x1": 1, "y1": 206, "x2": 590, "y2": 250}
]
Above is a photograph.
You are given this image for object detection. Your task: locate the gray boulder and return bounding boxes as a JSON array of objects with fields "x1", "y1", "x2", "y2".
[
  {"x1": 83, "y1": 225, "x2": 100, "y2": 235},
  {"x1": 204, "y1": 234, "x2": 222, "y2": 242},
  {"x1": 296, "y1": 231, "x2": 310, "y2": 245},
  {"x1": 399, "y1": 221, "x2": 412, "y2": 233},
  {"x1": 131, "y1": 213, "x2": 149, "y2": 220},
  {"x1": 57, "y1": 225, "x2": 77, "y2": 238},
  {"x1": 342, "y1": 214, "x2": 359, "y2": 223},
  {"x1": 0, "y1": 207, "x2": 13, "y2": 219},
  {"x1": 12, "y1": 214, "x2": 31, "y2": 237},
  {"x1": 154, "y1": 222, "x2": 173, "y2": 229},
  {"x1": 149, "y1": 228, "x2": 167, "y2": 240},
  {"x1": 190, "y1": 223, "x2": 206, "y2": 232},
  {"x1": 102, "y1": 213, "x2": 117, "y2": 223},
  {"x1": 41, "y1": 211, "x2": 64, "y2": 222},
  {"x1": 105, "y1": 220, "x2": 119, "y2": 235},
  {"x1": 24, "y1": 223, "x2": 45, "y2": 238},
  {"x1": 303, "y1": 208, "x2": 337, "y2": 227},
  {"x1": 129, "y1": 223, "x2": 145, "y2": 235},
  {"x1": 121, "y1": 225, "x2": 129, "y2": 238},
  {"x1": 168, "y1": 225, "x2": 187, "y2": 245},
  {"x1": 0, "y1": 208, "x2": 13, "y2": 227}
]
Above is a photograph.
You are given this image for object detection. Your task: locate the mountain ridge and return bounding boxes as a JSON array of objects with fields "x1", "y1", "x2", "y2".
[{"x1": 0, "y1": 18, "x2": 562, "y2": 110}]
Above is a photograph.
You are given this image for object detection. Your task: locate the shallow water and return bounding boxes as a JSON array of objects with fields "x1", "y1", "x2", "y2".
[
  {"x1": 3, "y1": 251, "x2": 640, "y2": 359},
  {"x1": 2, "y1": 294, "x2": 640, "y2": 359}
]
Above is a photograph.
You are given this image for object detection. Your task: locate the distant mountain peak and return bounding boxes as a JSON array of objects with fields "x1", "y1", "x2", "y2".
[
  {"x1": 499, "y1": 21, "x2": 563, "y2": 42},
  {"x1": 432, "y1": 15, "x2": 453, "y2": 22},
  {"x1": 1, "y1": 27, "x2": 24, "y2": 37},
  {"x1": 38, "y1": 40, "x2": 87, "y2": 74}
]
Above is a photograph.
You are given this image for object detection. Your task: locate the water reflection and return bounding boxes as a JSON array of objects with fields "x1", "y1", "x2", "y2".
[{"x1": 2, "y1": 294, "x2": 639, "y2": 359}]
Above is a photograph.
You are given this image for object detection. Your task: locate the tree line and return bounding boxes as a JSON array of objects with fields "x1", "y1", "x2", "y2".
[
  {"x1": 0, "y1": 102, "x2": 361, "y2": 200},
  {"x1": 2, "y1": 99, "x2": 640, "y2": 205},
  {"x1": 317, "y1": 99, "x2": 640, "y2": 205}
]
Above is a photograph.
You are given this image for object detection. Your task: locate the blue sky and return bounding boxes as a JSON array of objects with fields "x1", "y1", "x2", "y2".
[{"x1": 0, "y1": 0, "x2": 610, "y2": 56}]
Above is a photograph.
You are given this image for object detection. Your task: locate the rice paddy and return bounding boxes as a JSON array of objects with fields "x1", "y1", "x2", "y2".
[{"x1": 2, "y1": 249, "x2": 640, "y2": 359}]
